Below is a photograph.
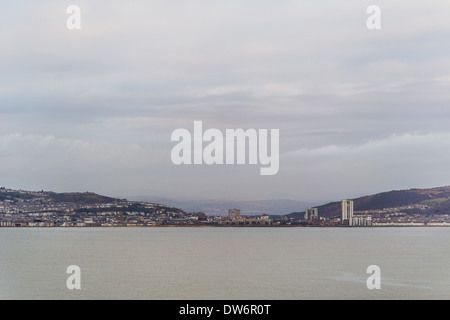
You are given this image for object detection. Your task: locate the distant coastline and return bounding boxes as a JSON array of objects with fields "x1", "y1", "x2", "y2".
[
  {"x1": 2, "y1": 186, "x2": 450, "y2": 228},
  {"x1": 2, "y1": 224, "x2": 449, "y2": 228}
]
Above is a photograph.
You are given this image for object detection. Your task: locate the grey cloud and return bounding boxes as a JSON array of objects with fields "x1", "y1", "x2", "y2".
[{"x1": 1, "y1": 0, "x2": 450, "y2": 201}]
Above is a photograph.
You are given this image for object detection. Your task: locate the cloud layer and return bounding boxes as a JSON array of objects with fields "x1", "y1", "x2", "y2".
[{"x1": 1, "y1": 1, "x2": 450, "y2": 202}]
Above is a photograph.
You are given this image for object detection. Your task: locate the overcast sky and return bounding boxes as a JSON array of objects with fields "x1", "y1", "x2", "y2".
[{"x1": 1, "y1": 1, "x2": 450, "y2": 203}]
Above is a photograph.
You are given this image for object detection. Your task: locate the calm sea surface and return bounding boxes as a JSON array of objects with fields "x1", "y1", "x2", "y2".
[{"x1": 0, "y1": 227, "x2": 448, "y2": 300}]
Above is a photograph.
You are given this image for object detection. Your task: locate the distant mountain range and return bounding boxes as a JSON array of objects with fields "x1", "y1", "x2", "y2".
[
  {"x1": 287, "y1": 186, "x2": 450, "y2": 218},
  {"x1": 129, "y1": 197, "x2": 317, "y2": 216}
]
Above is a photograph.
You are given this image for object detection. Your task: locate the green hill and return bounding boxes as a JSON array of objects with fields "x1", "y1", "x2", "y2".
[
  {"x1": 0, "y1": 188, "x2": 119, "y2": 205},
  {"x1": 46, "y1": 192, "x2": 117, "y2": 205},
  {"x1": 287, "y1": 186, "x2": 450, "y2": 218}
]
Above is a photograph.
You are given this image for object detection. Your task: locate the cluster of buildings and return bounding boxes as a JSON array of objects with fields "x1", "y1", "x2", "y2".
[
  {"x1": 340, "y1": 199, "x2": 372, "y2": 226},
  {"x1": 301, "y1": 201, "x2": 369, "y2": 226},
  {"x1": 217, "y1": 209, "x2": 274, "y2": 226},
  {"x1": 1, "y1": 188, "x2": 449, "y2": 227},
  {"x1": 354, "y1": 206, "x2": 450, "y2": 226},
  {"x1": 304, "y1": 200, "x2": 449, "y2": 227},
  {"x1": 0, "y1": 188, "x2": 205, "y2": 227},
  {"x1": 0, "y1": 188, "x2": 277, "y2": 228}
]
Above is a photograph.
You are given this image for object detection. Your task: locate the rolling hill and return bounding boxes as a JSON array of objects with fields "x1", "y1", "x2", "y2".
[
  {"x1": 287, "y1": 186, "x2": 450, "y2": 218},
  {"x1": 0, "y1": 188, "x2": 121, "y2": 205}
]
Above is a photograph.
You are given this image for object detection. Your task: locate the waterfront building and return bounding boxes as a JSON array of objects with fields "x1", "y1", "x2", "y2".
[
  {"x1": 304, "y1": 208, "x2": 319, "y2": 222},
  {"x1": 228, "y1": 209, "x2": 241, "y2": 220},
  {"x1": 351, "y1": 215, "x2": 372, "y2": 226},
  {"x1": 341, "y1": 200, "x2": 354, "y2": 225}
]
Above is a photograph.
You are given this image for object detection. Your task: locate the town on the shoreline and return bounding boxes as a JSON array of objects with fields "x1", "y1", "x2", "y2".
[{"x1": 1, "y1": 188, "x2": 449, "y2": 227}]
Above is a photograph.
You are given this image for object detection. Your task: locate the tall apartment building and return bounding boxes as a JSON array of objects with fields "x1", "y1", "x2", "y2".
[
  {"x1": 304, "y1": 208, "x2": 319, "y2": 221},
  {"x1": 341, "y1": 200, "x2": 354, "y2": 226}
]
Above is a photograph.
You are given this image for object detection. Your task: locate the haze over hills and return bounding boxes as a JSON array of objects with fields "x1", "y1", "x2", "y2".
[
  {"x1": 1, "y1": 187, "x2": 315, "y2": 216},
  {"x1": 150, "y1": 186, "x2": 450, "y2": 217},
  {"x1": 127, "y1": 197, "x2": 318, "y2": 216},
  {"x1": 287, "y1": 186, "x2": 450, "y2": 218}
]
